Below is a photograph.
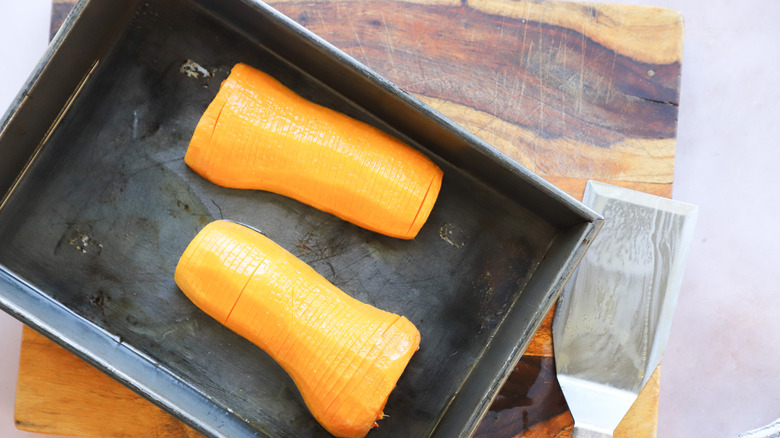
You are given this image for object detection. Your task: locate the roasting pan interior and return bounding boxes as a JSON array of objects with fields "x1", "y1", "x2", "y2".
[{"x1": 0, "y1": 0, "x2": 601, "y2": 436}]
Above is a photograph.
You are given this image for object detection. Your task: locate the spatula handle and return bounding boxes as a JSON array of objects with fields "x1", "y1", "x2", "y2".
[{"x1": 571, "y1": 424, "x2": 613, "y2": 438}]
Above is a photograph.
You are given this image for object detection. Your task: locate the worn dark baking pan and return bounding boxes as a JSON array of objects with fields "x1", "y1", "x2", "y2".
[{"x1": 0, "y1": 0, "x2": 602, "y2": 436}]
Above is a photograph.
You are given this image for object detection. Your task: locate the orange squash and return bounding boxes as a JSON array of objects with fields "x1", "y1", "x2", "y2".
[
  {"x1": 185, "y1": 63, "x2": 443, "y2": 240},
  {"x1": 174, "y1": 220, "x2": 420, "y2": 438}
]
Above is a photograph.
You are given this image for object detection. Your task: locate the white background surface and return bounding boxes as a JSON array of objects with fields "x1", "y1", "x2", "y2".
[{"x1": 0, "y1": 1, "x2": 778, "y2": 437}]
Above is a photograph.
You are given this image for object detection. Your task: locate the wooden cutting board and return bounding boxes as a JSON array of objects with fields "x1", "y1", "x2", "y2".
[{"x1": 15, "y1": 0, "x2": 683, "y2": 436}]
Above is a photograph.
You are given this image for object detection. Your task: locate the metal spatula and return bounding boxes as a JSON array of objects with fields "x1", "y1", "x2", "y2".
[{"x1": 553, "y1": 181, "x2": 698, "y2": 437}]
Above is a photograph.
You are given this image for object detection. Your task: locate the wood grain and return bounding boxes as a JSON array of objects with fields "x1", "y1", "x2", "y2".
[
  {"x1": 270, "y1": 0, "x2": 680, "y2": 179},
  {"x1": 15, "y1": 327, "x2": 202, "y2": 438},
  {"x1": 17, "y1": 0, "x2": 683, "y2": 436},
  {"x1": 474, "y1": 354, "x2": 660, "y2": 437}
]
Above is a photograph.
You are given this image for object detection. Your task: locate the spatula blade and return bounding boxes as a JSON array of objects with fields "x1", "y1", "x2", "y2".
[{"x1": 553, "y1": 181, "x2": 698, "y2": 436}]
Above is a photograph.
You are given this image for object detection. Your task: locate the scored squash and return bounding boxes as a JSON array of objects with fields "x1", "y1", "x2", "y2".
[
  {"x1": 185, "y1": 63, "x2": 443, "y2": 240},
  {"x1": 174, "y1": 220, "x2": 420, "y2": 438}
]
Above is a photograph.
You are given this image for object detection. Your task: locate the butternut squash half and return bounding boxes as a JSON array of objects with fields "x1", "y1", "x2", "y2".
[
  {"x1": 174, "y1": 220, "x2": 420, "y2": 438},
  {"x1": 185, "y1": 63, "x2": 443, "y2": 239}
]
